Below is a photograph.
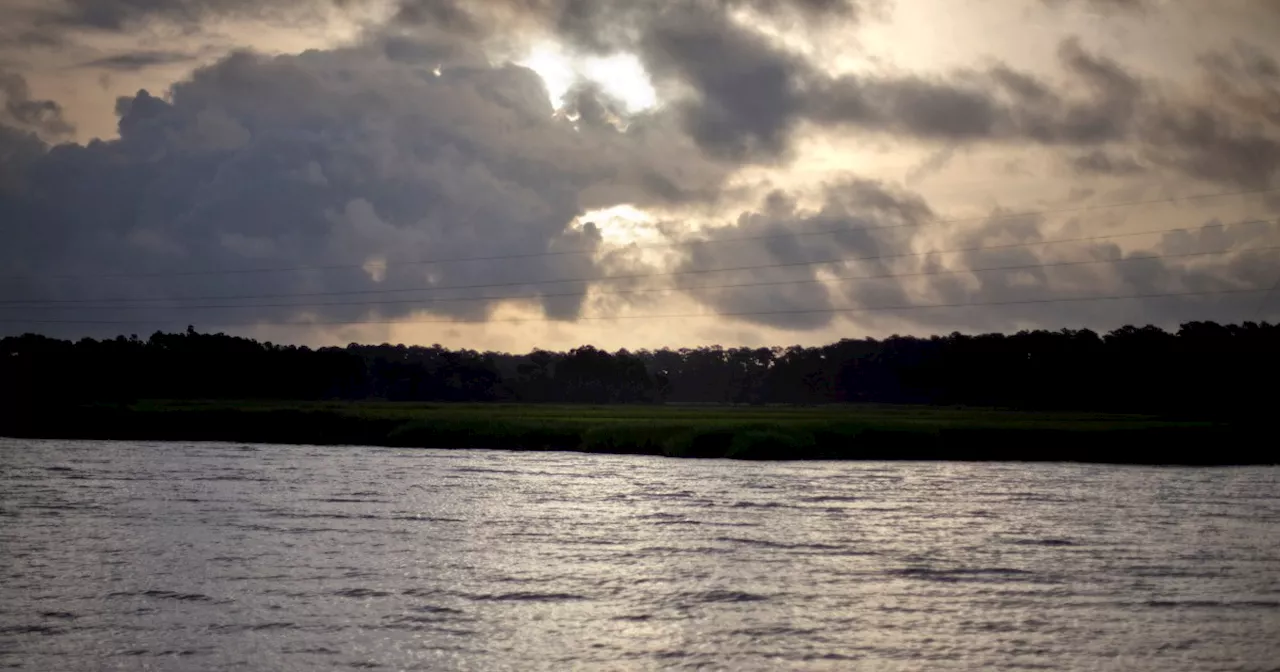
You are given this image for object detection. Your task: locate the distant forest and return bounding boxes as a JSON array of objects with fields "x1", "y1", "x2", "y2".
[{"x1": 3, "y1": 322, "x2": 1277, "y2": 417}]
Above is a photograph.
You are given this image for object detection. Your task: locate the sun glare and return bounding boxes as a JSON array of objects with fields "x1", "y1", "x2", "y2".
[
  {"x1": 582, "y1": 53, "x2": 658, "y2": 111},
  {"x1": 575, "y1": 204, "x2": 674, "y2": 253},
  {"x1": 519, "y1": 44, "x2": 577, "y2": 108},
  {"x1": 518, "y1": 43, "x2": 658, "y2": 113}
]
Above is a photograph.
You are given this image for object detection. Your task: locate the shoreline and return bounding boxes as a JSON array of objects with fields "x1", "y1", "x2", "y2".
[{"x1": 1, "y1": 401, "x2": 1271, "y2": 465}]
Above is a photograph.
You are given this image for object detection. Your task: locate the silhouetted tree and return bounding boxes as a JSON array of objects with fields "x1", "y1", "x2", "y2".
[{"x1": 2, "y1": 322, "x2": 1277, "y2": 418}]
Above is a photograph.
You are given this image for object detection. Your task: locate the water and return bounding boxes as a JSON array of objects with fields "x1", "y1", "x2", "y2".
[{"x1": 1, "y1": 439, "x2": 1278, "y2": 671}]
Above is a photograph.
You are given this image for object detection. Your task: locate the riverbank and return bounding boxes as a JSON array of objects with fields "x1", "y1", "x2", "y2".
[{"x1": 0, "y1": 400, "x2": 1270, "y2": 464}]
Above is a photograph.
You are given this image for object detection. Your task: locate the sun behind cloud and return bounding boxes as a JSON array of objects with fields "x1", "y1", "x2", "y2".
[{"x1": 518, "y1": 42, "x2": 658, "y2": 113}]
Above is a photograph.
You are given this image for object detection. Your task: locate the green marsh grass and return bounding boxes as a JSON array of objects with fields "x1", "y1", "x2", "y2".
[{"x1": 4, "y1": 399, "x2": 1266, "y2": 463}]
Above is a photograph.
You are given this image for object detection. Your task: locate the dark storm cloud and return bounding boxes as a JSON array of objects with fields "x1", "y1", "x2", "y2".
[
  {"x1": 1140, "y1": 103, "x2": 1280, "y2": 189},
  {"x1": 636, "y1": 3, "x2": 1277, "y2": 190},
  {"x1": 1110, "y1": 44, "x2": 1279, "y2": 189},
  {"x1": 664, "y1": 179, "x2": 931, "y2": 329},
  {"x1": 384, "y1": 0, "x2": 1278, "y2": 192},
  {"x1": 623, "y1": 0, "x2": 865, "y2": 161},
  {"x1": 460, "y1": 1, "x2": 1140, "y2": 156},
  {"x1": 0, "y1": 125, "x2": 48, "y2": 198},
  {"x1": 0, "y1": 72, "x2": 74, "y2": 139},
  {"x1": 2, "y1": 0, "x2": 1277, "y2": 341},
  {"x1": 806, "y1": 38, "x2": 1145, "y2": 146},
  {"x1": 844, "y1": 208, "x2": 1280, "y2": 335},
  {"x1": 811, "y1": 37, "x2": 1279, "y2": 189},
  {"x1": 443, "y1": 0, "x2": 1273, "y2": 189},
  {"x1": 1140, "y1": 43, "x2": 1280, "y2": 188},
  {"x1": 0, "y1": 41, "x2": 728, "y2": 333},
  {"x1": 639, "y1": 5, "x2": 810, "y2": 161},
  {"x1": 389, "y1": 0, "x2": 866, "y2": 162},
  {"x1": 14, "y1": 0, "x2": 1280, "y2": 193},
  {"x1": 650, "y1": 176, "x2": 1280, "y2": 333},
  {"x1": 808, "y1": 73, "x2": 1004, "y2": 140},
  {"x1": 1052, "y1": 38, "x2": 1280, "y2": 189}
]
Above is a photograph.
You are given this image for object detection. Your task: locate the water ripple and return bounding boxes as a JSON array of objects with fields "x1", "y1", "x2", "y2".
[{"x1": 2, "y1": 438, "x2": 1278, "y2": 671}]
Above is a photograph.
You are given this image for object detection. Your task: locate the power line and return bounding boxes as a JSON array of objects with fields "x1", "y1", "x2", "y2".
[
  {"x1": 4, "y1": 217, "x2": 1275, "y2": 307},
  {"x1": 5, "y1": 185, "x2": 1278, "y2": 281},
  {"x1": 0, "y1": 287, "x2": 1267, "y2": 327},
  {"x1": 7, "y1": 245, "x2": 1276, "y2": 313}
]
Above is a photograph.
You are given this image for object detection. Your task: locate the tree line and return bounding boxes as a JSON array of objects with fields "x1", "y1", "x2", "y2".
[{"x1": 2, "y1": 321, "x2": 1276, "y2": 417}]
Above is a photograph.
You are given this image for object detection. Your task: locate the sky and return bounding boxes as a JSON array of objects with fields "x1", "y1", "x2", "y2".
[{"x1": 1, "y1": 0, "x2": 1278, "y2": 351}]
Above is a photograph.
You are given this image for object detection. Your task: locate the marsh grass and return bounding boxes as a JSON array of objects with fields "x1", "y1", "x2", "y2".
[{"x1": 4, "y1": 399, "x2": 1264, "y2": 463}]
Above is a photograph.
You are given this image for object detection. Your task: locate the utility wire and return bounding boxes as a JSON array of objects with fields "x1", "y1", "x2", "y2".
[
  {"x1": 4, "y1": 217, "x2": 1275, "y2": 307},
  {"x1": 7, "y1": 245, "x2": 1276, "y2": 313},
  {"x1": 0, "y1": 288, "x2": 1266, "y2": 327},
  {"x1": 4, "y1": 185, "x2": 1278, "y2": 281}
]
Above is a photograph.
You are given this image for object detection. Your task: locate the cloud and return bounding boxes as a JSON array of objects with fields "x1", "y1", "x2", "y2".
[
  {"x1": 905, "y1": 146, "x2": 958, "y2": 186},
  {"x1": 852, "y1": 206, "x2": 1280, "y2": 335},
  {"x1": 500, "y1": 1, "x2": 1280, "y2": 193},
  {"x1": 2, "y1": 0, "x2": 1278, "y2": 346},
  {"x1": 1040, "y1": 0, "x2": 1152, "y2": 13},
  {"x1": 399, "y1": 0, "x2": 869, "y2": 47},
  {"x1": 428, "y1": 0, "x2": 1274, "y2": 192},
  {"x1": 0, "y1": 71, "x2": 74, "y2": 139},
  {"x1": 389, "y1": 0, "x2": 868, "y2": 162},
  {"x1": 804, "y1": 37, "x2": 1148, "y2": 147},
  {"x1": 640, "y1": 5, "x2": 811, "y2": 162},
  {"x1": 662, "y1": 178, "x2": 932, "y2": 329},
  {"x1": 1139, "y1": 103, "x2": 1280, "y2": 189},
  {"x1": 1070, "y1": 149, "x2": 1146, "y2": 175},
  {"x1": 33, "y1": 0, "x2": 1278, "y2": 192},
  {"x1": 0, "y1": 41, "x2": 728, "y2": 333},
  {"x1": 633, "y1": 175, "x2": 1280, "y2": 334},
  {"x1": 82, "y1": 50, "x2": 197, "y2": 71},
  {"x1": 1200, "y1": 43, "x2": 1280, "y2": 125},
  {"x1": 805, "y1": 37, "x2": 1280, "y2": 190},
  {"x1": 38, "y1": 0, "x2": 336, "y2": 32},
  {"x1": 809, "y1": 72, "x2": 1004, "y2": 140},
  {"x1": 3, "y1": 0, "x2": 355, "y2": 64},
  {"x1": 0, "y1": 124, "x2": 48, "y2": 196}
]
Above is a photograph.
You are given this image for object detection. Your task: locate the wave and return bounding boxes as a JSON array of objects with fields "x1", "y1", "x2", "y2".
[
  {"x1": 332, "y1": 588, "x2": 395, "y2": 598},
  {"x1": 106, "y1": 590, "x2": 217, "y2": 602},
  {"x1": 0, "y1": 624, "x2": 66, "y2": 635},
  {"x1": 679, "y1": 590, "x2": 769, "y2": 603},
  {"x1": 1142, "y1": 599, "x2": 1280, "y2": 609},
  {"x1": 1007, "y1": 538, "x2": 1077, "y2": 546},
  {"x1": 465, "y1": 591, "x2": 589, "y2": 602},
  {"x1": 209, "y1": 622, "x2": 297, "y2": 632},
  {"x1": 714, "y1": 536, "x2": 861, "y2": 553},
  {"x1": 886, "y1": 567, "x2": 1036, "y2": 583}
]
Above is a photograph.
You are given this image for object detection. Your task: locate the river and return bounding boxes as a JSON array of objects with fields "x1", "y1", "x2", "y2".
[{"x1": 1, "y1": 439, "x2": 1278, "y2": 670}]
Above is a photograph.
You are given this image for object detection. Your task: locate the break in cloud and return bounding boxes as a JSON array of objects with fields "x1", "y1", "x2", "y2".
[{"x1": 0, "y1": 0, "x2": 1277, "y2": 350}]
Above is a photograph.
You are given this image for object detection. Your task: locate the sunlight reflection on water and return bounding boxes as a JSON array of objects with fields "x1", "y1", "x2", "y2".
[{"x1": 1, "y1": 439, "x2": 1278, "y2": 670}]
